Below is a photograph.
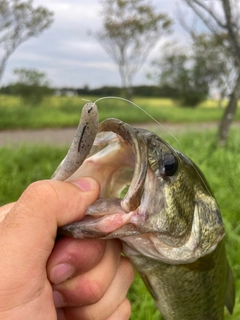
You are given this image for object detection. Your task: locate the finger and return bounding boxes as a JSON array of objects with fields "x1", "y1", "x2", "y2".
[
  {"x1": 0, "y1": 178, "x2": 99, "y2": 285},
  {"x1": 106, "y1": 298, "x2": 132, "y2": 320},
  {"x1": 61, "y1": 257, "x2": 134, "y2": 320},
  {"x1": 56, "y1": 299, "x2": 131, "y2": 320},
  {"x1": 0, "y1": 202, "x2": 15, "y2": 223},
  {"x1": 48, "y1": 237, "x2": 107, "y2": 285},
  {"x1": 53, "y1": 240, "x2": 122, "y2": 307}
]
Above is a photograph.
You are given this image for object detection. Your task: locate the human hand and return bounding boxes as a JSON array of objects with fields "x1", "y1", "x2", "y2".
[{"x1": 0, "y1": 178, "x2": 134, "y2": 320}]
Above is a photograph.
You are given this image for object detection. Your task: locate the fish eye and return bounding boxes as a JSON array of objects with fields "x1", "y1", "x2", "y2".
[{"x1": 159, "y1": 153, "x2": 178, "y2": 177}]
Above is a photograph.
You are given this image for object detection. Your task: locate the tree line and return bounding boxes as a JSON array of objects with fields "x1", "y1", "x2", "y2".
[{"x1": 0, "y1": 81, "x2": 186, "y2": 101}]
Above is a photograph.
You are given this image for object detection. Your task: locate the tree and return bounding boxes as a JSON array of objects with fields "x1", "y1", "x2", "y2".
[
  {"x1": 192, "y1": 33, "x2": 235, "y2": 108},
  {"x1": 182, "y1": 0, "x2": 240, "y2": 146},
  {"x1": 0, "y1": 0, "x2": 54, "y2": 83},
  {"x1": 150, "y1": 45, "x2": 206, "y2": 107},
  {"x1": 10, "y1": 68, "x2": 54, "y2": 104},
  {"x1": 96, "y1": 0, "x2": 172, "y2": 99},
  {"x1": 13, "y1": 68, "x2": 50, "y2": 86},
  {"x1": 149, "y1": 35, "x2": 231, "y2": 107}
]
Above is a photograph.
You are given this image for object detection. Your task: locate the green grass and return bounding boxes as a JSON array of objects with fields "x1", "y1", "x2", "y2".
[
  {"x1": 0, "y1": 129, "x2": 239, "y2": 319},
  {"x1": 1, "y1": 94, "x2": 240, "y2": 129}
]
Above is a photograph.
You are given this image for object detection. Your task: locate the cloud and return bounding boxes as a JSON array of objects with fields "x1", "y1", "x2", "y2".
[{"x1": 2, "y1": 0, "x2": 183, "y2": 88}]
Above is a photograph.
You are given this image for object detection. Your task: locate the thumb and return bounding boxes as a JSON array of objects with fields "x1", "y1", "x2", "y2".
[
  {"x1": 0, "y1": 177, "x2": 99, "y2": 274},
  {"x1": 0, "y1": 202, "x2": 15, "y2": 222}
]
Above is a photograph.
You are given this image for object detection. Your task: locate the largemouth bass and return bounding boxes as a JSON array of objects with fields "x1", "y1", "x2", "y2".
[{"x1": 53, "y1": 103, "x2": 235, "y2": 319}]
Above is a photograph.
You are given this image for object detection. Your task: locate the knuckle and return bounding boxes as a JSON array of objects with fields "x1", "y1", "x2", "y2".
[
  {"x1": 81, "y1": 307, "x2": 99, "y2": 320},
  {"x1": 122, "y1": 298, "x2": 132, "y2": 319},
  {"x1": 87, "y1": 279, "x2": 105, "y2": 304},
  {"x1": 23, "y1": 180, "x2": 57, "y2": 203},
  {"x1": 120, "y1": 257, "x2": 135, "y2": 284},
  {"x1": 17, "y1": 180, "x2": 62, "y2": 222}
]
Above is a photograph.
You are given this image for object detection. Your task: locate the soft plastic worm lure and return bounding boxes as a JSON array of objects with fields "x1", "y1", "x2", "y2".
[{"x1": 51, "y1": 103, "x2": 98, "y2": 181}]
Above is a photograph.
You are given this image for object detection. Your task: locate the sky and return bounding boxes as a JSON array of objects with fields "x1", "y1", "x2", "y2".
[{"x1": 2, "y1": 0, "x2": 190, "y2": 89}]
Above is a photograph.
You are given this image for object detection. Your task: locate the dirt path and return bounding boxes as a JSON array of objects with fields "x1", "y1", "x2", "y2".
[
  {"x1": 0, "y1": 128, "x2": 79, "y2": 147},
  {"x1": 0, "y1": 122, "x2": 238, "y2": 147}
]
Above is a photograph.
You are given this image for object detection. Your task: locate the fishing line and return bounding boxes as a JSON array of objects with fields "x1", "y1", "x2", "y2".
[
  {"x1": 82, "y1": 98, "x2": 93, "y2": 103},
  {"x1": 93, "y1": 96, "x2": 184, "y2": 151},
  {"x1": 82, "y1": 96, "x2": 212, "y2": 196}
]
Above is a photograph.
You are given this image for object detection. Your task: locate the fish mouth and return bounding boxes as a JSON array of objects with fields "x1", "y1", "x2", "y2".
[
  {"x1": 59, "y1": 118, "x2": 149, "y2": 238},
  {"x1": 68, "y1": 118, "x2": 148, "y2": 212}
]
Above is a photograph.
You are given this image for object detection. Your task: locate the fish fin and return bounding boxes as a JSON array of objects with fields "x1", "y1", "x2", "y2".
[
  {"x1": 139, "y1": 272, "x2": 158, "y2": 301},
  {"x1": 224, "y1": 262, "x2": 235, "y2": 314},
  {"x1": 181, "y1": 252, "x2": 215, "y2": 272}
]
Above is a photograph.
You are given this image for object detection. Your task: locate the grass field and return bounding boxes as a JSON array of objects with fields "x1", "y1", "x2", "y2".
[
  {"x1": 1, "y1": 94, "x2": 240, "y2": 129},
  {"x1": 0, "y1": 128, "x2": 239, "y2": 319}
]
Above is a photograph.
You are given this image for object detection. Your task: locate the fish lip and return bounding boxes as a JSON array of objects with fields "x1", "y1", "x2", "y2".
[{"x1": 96, "y1": 118, "x2": 149, "y2": 212}]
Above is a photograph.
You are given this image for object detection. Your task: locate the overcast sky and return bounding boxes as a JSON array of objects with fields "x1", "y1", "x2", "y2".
[{"x1": 2, "y1": 0, "x2": 190, "y2": 88}]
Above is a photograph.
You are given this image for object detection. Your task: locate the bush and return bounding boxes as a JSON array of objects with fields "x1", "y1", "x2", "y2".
[
  {"x1": 178, "y1": 90, "x2": 207, "y2": 107},
  {"x1": 1, "y1": 68, "x2": 54, "y2": 105},
  {"x1": 9, "y1": 83, "x2": 54, "y2": 105}
]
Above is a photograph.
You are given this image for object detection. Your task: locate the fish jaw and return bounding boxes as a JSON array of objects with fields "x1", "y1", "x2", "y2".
[
  {"x1": 60, "y1": 191, "x2": 225, "y2": 265},
  {"x1": 61, "y1": 210, "x2": 134, "y2": 238}
]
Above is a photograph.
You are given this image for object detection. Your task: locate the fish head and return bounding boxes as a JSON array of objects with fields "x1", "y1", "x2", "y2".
[{"x1": 58, "y1": 111, "x2": 225, "y2": 265}]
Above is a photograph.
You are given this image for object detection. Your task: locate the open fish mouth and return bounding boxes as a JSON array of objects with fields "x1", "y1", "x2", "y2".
[
  {"x1": 56, "y1": 116, "x2": 150, "y2": 239},
  {"x1": 67, "y1": 118, "x2": 148, "y2": 213}
]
